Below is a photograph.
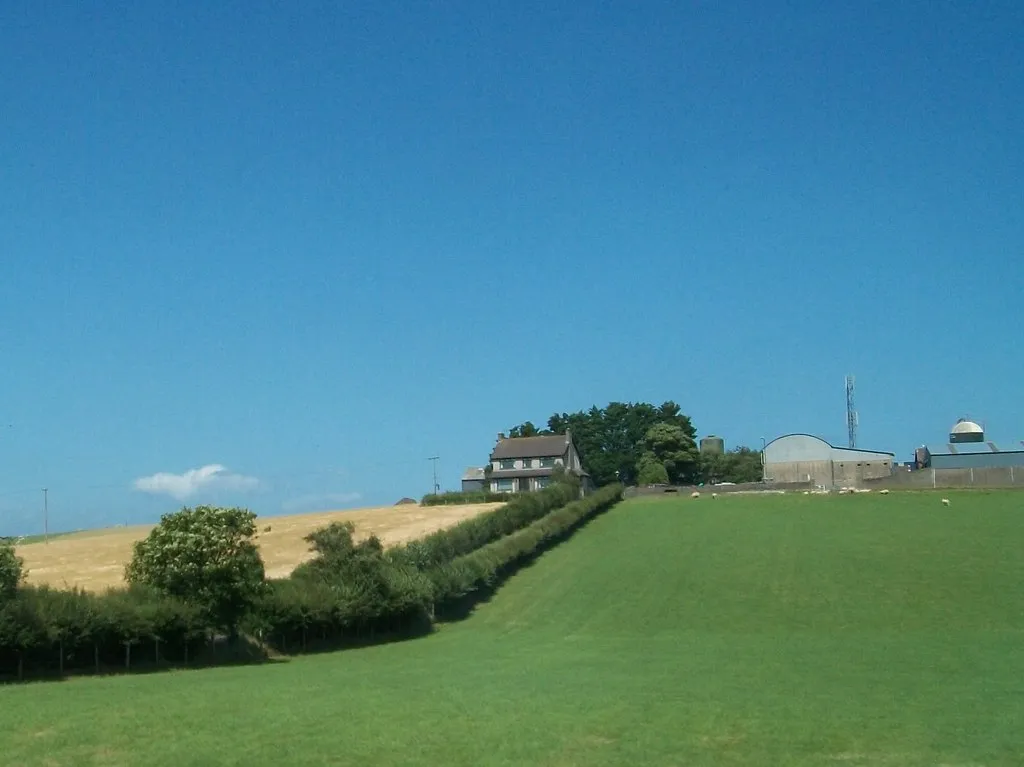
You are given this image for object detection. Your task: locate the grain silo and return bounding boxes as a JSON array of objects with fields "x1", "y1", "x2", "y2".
[
  {"x1": 700, "y1": 435, "x2": 725, "y2": 455},
  {"x1": 949, "y1": 419, "x2": 984, "y2": 444}
]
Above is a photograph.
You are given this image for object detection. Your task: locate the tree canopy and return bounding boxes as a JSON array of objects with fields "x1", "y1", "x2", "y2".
[
  {"x1": 508, "y1": 400, "x2": 761, "y2": 486},
  {"x1": 0, "y1": 540, "x2": 23, "y2": 601},
  {"x1": 124, "y1": 505, "x2": 266, "y2": 635}
]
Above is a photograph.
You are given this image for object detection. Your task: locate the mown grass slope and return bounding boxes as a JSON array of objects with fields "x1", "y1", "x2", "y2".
[{"x1": 2, "y1": 490, "x2": 1023, "y2": 766}]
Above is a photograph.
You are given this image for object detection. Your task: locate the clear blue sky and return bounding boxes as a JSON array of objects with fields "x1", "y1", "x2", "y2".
[{"x1": 2, "y1": 1, "x2": 1022, "y2": 535}]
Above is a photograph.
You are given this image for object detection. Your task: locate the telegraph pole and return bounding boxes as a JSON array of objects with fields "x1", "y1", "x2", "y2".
[
  {"x1": 427, "y1": 456, "x2": 440, "y2": 495},
  {"x1": 42, "y1": 487, "x2": 48, "y2": 543}
]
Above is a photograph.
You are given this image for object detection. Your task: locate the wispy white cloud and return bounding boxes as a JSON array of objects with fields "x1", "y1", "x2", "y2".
[
  {"x1": 281, "y1": 492, "x2": 362, "y2": 514},
  {"x1": 133, "y1": 464, "x2": 261, "y2": 501}
]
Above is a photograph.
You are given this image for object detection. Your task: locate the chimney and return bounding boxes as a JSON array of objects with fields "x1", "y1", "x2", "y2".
[{"x1": 497, "y1": 432, "x2": 505, "y2": 442}]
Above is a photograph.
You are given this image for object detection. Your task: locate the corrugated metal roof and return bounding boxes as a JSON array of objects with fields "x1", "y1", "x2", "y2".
[
  {"x1": 490, "y1": 435, "x2": 569, "y2": 459},
  {"x1": 925, "y1": 441, "x2": 1024, "y2": 456}
]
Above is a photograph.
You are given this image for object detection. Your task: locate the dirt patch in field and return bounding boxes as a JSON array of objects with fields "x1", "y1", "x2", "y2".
[{"x1": 16, "y1": 502, "x2": 502, "y2": 591}]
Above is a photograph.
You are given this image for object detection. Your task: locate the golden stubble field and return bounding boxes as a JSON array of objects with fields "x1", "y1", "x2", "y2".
[{"x1": 15, "y1": 502, "x2": 503, "y2": 591}]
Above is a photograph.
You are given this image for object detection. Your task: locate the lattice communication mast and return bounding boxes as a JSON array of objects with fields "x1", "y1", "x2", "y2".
[{"x1": 845, "y1": 374, "x2": 858, "y2": 449}]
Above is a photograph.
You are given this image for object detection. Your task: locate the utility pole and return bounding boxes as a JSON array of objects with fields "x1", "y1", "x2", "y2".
[
  {"x1": 42, "y1": 487, "x2": 48, "y2": 543},
  {"x1": 427, "y1": 456, "x2": 440, "y2": 495}
]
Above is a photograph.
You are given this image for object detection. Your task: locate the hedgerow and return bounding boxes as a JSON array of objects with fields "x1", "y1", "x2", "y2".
[
  {"x1": 428, "y1": 483, "x2": 623, "y2": 610},
  {"x1": 0, "y1": 584, "x2": 204, "y2": 680},
  {"x1": 390, "y1": 482, "x2": 579, "y2": 570},
  {"x1": 420, "y1": 490, "x2": 509, "y2": 506},
  {"x1": 0, "y1": 481, "x2": 622, "y2": 681}
]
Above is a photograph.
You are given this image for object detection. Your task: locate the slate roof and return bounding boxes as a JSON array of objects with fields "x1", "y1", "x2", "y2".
[
  {"x1": 925, "y1": 441, "x2": 1024, "y2": 456},
  {"x1": 461, "y1": 467, "x2": 486, "y2": 481},
  {"x1": 490, "y1": 434, "x2": 569, "y2": 460}
]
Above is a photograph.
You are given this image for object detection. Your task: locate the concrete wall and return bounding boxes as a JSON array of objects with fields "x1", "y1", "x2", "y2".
[
  {"x1": 865, "y1": 466, "x2": 1024, "y2": 489},
  {"x1": 764, "y1": 460, "x2": 832, "y2": 485},
  {"x1": 929, "y1": 452, "x2": 1024, "y2": 470},
  {"x1": 764, "y1": 459, "x2": 892, "y2": 487},
  {"x1": 625, "y1": 479, "x2": 815, "y2": 498}
]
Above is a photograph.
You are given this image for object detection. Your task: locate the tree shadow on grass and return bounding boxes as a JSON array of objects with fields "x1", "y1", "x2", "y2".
[
  {"x1": 261, "y1": 614, "x2": 435, "y2": 658},
  {"x1": 0, "y1": 635, "x2": 286, "y2": 686}
]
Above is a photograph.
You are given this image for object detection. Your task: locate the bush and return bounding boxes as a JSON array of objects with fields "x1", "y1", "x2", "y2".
[
  {"x1": 125, "y1": 505, "x2": 266, "y2": 635},
  {"x1": 249, "y1": 521, "x2": 435, "y2": 650}
]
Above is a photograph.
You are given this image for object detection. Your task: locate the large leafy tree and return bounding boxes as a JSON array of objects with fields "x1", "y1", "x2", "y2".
[
  {"x1": 636, "y1": 454, "x2": 670, "y2": 485},
  {"x1": 125, "y1": 505, "x2": 266, "y2": 636},
  {"x1": 510, "y1": 400, "x2": 698, "y2": 486},
  {"x1": 699, "y1": 446, "x2": 764, "y2": 484},
  {"x1": 0, "y1": 540, "x2": 24, "y2": 600},
  {"x1": 642, "y1": 422, "x2": 699, "y2": 484}
]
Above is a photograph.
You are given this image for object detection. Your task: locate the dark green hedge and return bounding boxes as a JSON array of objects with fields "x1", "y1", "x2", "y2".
[
  {"x1": 428, "y1": 484, "x2": 623, "y2": 610},
  {"x1": 420, "y1": 490, "x2": 509, "y2": 506},
  {"x1": 0, "y1": 585, "x2": 205, "y2": 681},
  {"x1": 390, "y1": 483, "x2": 579, "y2": 570}
]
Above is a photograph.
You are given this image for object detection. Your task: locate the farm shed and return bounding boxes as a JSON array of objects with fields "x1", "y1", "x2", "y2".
[
  {"x1": 920, "y1": 441, "x2": 1024, "y2": 470},
  {"x1": 763, "y1": 433, "x2": 894, "y2": 488}
]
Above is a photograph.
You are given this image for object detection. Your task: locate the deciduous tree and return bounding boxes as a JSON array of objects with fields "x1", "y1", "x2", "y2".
[
  {"x1": 643, "y1": 422, "x2": 699, "y2": 484},
  {"x1": 124, "y1": 505, "x2": 266, "y2": 637},
  {"x1": 0, "y1": 540, "x2": 24, "y2": 600}
]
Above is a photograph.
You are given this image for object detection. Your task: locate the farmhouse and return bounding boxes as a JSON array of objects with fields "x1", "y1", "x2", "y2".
[
  {"x1": 763, "y1": 433, "x2": 894, "y2": 488},
  {"x1": 486, "y1": 431, "x2": 591, "y2": 494}
]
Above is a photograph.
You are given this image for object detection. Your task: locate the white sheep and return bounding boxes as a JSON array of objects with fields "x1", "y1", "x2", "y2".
[
  {"x1": 941, "y1": 498, "x2": 950, "y2": 506},
  {"x1": 691, "y1": 491, "x2": 700, "y2": 499},
  {"x1": 879, "y1": 489, "x2": 890, "y2": 495},
  {"x1": 711, "y1": 492, "x2": 718, "y2": 499}
]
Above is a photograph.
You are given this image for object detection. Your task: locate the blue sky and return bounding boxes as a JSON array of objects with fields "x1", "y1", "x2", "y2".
[{"x1": 2, "y1": 1, "x2": 1022, "y2": 535}]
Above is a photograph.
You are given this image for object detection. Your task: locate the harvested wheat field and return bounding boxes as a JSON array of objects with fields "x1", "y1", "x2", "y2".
[{"x1": 15, "y1": 502, "x2": 503, "y2": 591}]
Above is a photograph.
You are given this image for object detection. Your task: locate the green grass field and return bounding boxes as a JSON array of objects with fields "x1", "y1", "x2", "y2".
[{"x1": 3, "y1": 490, "x2": 1023, "y2": 766}]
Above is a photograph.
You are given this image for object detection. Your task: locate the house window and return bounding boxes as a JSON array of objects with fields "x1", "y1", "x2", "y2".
[
  {"x1": 521, "y1": 458, "x2": 534, "y2": 469},
  {"x1": 539, "y1": 457, "x2": 555, "y2": 468},
  {"x1": 500, "y1": 459, "x2": 515, "y2": 470},
  {"x1": 536, "y1": 477, "x2": 550, "y2": 489},
  {"x1": 496, "y1": 479, "x2": 514, "y2": 492}
]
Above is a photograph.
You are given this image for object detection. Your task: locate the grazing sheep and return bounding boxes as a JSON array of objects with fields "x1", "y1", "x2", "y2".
[
  {"x1": 879, "y1": 489, "x2": 890, "y2": 495},
  {"x1": 941, "y1": 498, "x2": 950, "y2": 506},
  {"x1": 711, "y1": 492, "x2": 718, "y2": 499},
  {"x1": 691, "y1": 491, "x2": 700, "y2": 499}
]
